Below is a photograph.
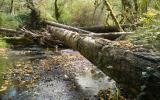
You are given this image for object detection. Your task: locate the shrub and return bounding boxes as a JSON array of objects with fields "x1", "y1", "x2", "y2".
[{"x1": 0, "y1": 12, "x2": 20, "y2": 29}]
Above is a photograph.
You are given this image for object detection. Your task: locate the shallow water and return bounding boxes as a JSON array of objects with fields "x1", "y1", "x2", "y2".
[{"x1": 0, "y1": 46, "x2": 117, "y2": 100}]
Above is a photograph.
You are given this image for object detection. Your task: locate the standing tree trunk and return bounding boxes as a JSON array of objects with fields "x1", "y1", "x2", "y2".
[
  {"x1": 26, "y1": 0, "x2": 42, "y2": 29},
  {"x1": 133, "y1": 0, "x2": 139, "y2": 12},
  {"x1": 132, "y1": 0, "x2": 139, "y2": 21},
  {"x1": 103, "y1": 0, "x2": 124, "y2": 32},
  {"x1": 10, "y1": 0, "x2": 14, "y2": 15},
  {"x1": 54, "y1": 0, "x2": 60, "y2": 21}
]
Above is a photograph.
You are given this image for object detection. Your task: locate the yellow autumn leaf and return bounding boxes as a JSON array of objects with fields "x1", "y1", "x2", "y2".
[{"x1": 144, "y1": 11, "x2": 157, "y2": 17}]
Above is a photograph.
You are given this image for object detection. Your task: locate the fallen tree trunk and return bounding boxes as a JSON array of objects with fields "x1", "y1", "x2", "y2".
[
  {"x1": 80, "y1": 24, "x2": 138, "y2": 33},
  {"x1": 80, "y1": 32, "x2": 133, "y2": 40},
  {"x1": 0, "y1": 27, "x2": 45, "y2": 37},
  {"x1": 44, "y1": 21, "x2": 134, "y2": 40},
  {"x1": 45, "y1": 20, "x2": 137, "y2": 33},
  {"x1": 48, "y1": 26, "x2": 160, "y2": 97},
  {"x1": 0, "y1": 27, "x2": 65, "y2": 47},
  {"x1": 1, "y1": 26, "x2": 132, "y2": 41},
  {"x1": 2, "y1": 37, "x2": 36, "y2": 46},
  {"x1": 0, "y1": 28, "x2": 21, "y2": 33},
  {"x1": 0, "y1": 27, "x2": 21, "y2": 36},
  {"x1": 44, "y1": 20, "x2": 93, "y2": 34}
]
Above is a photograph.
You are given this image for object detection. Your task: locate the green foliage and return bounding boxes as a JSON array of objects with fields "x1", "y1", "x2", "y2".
[
  {"x1": 0, "y1": 12, "x2": 20, "y2": 29},
  {"x1": 0, "y1": 12, "x2": 31, "y2": 29},
  {"x1": 0, "y1": 38, "x2": 8, "y2": 48},
  {"x1": 128, "y1": 9, "x2": 160, "y2": 51},
  {"x1": 0, "y1": 0, "x2": 30, "y2": 28},
  {"x1": 57, "y1": 0, "x2": 105, "y2": 26},
  {"x1": 34, "y1": 0, "x2": 55, "y2": 20},
  {"x1": 14, "y1": 12, "x2": 30, "y2": 25},
  {"x1": 152, "y1": 0, "x2": 160, "y2": 10}
]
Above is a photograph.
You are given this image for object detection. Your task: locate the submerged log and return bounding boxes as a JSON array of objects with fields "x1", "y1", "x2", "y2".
[{"x1": 48, "y1": 26, "x2": 160, "y2": 97}]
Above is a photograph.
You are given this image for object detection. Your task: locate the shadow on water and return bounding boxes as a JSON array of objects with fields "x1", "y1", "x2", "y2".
[{"x1": 0, "y1": 45, "x2": 118, "y2": 100}]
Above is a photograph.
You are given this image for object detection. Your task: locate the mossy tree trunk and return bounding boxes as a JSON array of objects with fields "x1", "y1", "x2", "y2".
[
  {"x1": 25, "y1": 0, "x2": 42, "y2": 29},
  {"x1": 103, "y1": 0, "x2": 124, "y2": 32},
  {"x1": 54, "y1": 0, "x2": 60, "y2": 21},
  {"x1": 10, "y1": 0, "x2": 14, "y2": 15}
]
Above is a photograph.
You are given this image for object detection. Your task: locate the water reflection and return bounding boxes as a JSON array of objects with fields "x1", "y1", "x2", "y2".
[
  {"x1": 76, "y1": 68, "x2": 116, "y2": 96},
  {"x1": 2, "y1": 88, "x2": 17, "y2": 100}
]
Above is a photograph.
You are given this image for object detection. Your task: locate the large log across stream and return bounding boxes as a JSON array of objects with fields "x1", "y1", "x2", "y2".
[
  {"x1": 0, "y1": 27, "x2": 132, "y2": 41},
  {"x1": 47, "y1": 25, "x2": 160, "y2": 97}
]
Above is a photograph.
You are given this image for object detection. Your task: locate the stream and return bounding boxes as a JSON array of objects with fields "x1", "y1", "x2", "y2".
[{"x1": 0, "y1": 45, "x2": 117, "y2": 100}]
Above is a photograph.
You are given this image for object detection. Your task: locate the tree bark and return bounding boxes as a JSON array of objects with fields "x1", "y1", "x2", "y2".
[{"x1": 47, "y1": 25, "x2": 160, "y2": 96}]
